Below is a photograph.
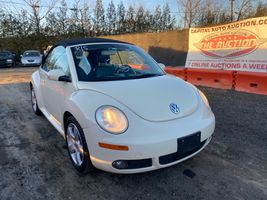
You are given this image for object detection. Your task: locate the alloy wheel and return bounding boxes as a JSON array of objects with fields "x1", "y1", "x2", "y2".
[{"x1": 66, "y1": 123, "x2": 85, "y2": 166}]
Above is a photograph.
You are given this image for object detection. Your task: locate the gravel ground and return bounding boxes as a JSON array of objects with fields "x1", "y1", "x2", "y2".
[
  {"x1": 0, "y1": 67, "x2": 35, "y2": 84},
  {"x1": 0, "y1": 68, "x2": 266, "y2": 200}
]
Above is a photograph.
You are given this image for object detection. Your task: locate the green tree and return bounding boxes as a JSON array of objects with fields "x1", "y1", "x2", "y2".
[
  {"x1": 0, "y1": 12, "x2": 19, "y2": 37},
  {"x1": 16, "y1": 10, "x2": 32, "y2": 36},
  {"x1": 117, "y1": 1, "x2": 126, "y2": 34},
  {"x1": 80, "y1": 2, "x2": 91, "y2": 36},
  {"x1": 56, "y1": 0, "x2": 69, "y2": 35},
  {"x1": 93, "y1": 0, "x2": 106, "y2": 35},
  {"x1": 45, "y1": 12, "x2": 57, "y2": 36},
  {"x1": 106, "y1": 0, "x2": 116, "y2": 34},
  {"x1": 144, "y1": 10, "x2": 153, "y2": 32},
  {"x1": 135, "y1": 5, "x2": 145, "y2": 32},
  {"x1": 162, "y1": 3, "x2": 172, "y2": 30},
  {"x1": 125, "y1": 5, "x2": 135, "y2": 33},
  {"x1": 68, "y1": 2, "x2": 82, "y2": 36},
  {"x1": 153, "y1": 5, "x2": 162, "y2": 32}
]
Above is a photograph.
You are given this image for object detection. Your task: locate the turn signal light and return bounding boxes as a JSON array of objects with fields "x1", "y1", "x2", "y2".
[{"x1": 98, "y1": 143, "x2": 129, "y2": 151}]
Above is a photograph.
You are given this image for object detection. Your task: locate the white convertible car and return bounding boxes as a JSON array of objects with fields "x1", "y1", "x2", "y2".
[{"x1": 30, "y1": 38, "x2": 215, "y2": 174}]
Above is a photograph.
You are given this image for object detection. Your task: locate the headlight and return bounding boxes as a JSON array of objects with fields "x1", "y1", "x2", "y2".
[
  {"x1": 95, "y1": 106, "x2": 128, "y2": 134},
  {"x1": 6, "y1": 59, "x2": 12, "y2": 63}
]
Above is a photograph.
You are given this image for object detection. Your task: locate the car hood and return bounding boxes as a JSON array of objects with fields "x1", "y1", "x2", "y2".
[
  {"x1": 0, "y1": 55, "x2": 12, "y2": 59},
  {"x1": 77, "y1": 75, "x2": 199, "y2": 122},
  {"x1": 22, "y1": 56, "x2": 41, "y2": 60}
]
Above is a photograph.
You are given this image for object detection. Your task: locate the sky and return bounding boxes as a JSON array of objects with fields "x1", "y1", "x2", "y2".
[
  {"x1": 1, "y1": 0, "x2": 267, "y2": 26},
  {"x1": 1, "y1": 0, "x2": 267, "y2": 12},
  {"x1": 0, "y1": 0, "x2": 182, "y2": 22},
  {"x1": 70, "y1": 0, "x2": 181, "y2": 19},
  {"x1": 0, "y1": 0, "x2": 180, "y2": 12}
]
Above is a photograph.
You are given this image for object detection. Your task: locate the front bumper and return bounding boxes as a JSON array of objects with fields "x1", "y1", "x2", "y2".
[
  {"x1": 21, "y1": 62, "x2": 41, "y2": 67},
  {"x1": 83, "y1": 113, "x2": 215, "y2": 174},
  {"x1": 0, "y1": 61, "x2": 13, "y2": 67}
]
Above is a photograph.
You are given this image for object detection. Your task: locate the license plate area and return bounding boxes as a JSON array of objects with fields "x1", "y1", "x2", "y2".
[{"x1": 178, "y1": 132, "x2": 201, "y2": 154}]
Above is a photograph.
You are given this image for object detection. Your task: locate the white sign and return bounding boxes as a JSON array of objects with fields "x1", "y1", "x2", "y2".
[{"x1": 186, "y1": 17, "x2": 267, "y2": 72}]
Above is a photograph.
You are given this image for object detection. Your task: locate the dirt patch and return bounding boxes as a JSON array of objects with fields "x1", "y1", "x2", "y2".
[{"x1": 0, "y1": 67, "x2": 36, "y2": 84}]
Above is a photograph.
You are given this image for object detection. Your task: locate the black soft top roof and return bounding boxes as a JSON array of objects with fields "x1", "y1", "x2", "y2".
[{"x1": 55, "y1": 37, "x2": 131, "y2": 47}]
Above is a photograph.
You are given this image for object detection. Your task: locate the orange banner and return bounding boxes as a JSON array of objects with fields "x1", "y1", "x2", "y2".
[{"x1": 186, "y1": 17, "x2": 267, "y2": 72}]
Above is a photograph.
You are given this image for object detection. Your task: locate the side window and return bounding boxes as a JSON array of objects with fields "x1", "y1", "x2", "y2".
[
  {"x1": 42, "y1": 51, "x2": 55, "y2": 72},
  {"x1": 54, "y1": 52, "x2": 70, "y2": 76},
  {"x1": 42, "y1": 46, "x2": 69, "y2": 75}
]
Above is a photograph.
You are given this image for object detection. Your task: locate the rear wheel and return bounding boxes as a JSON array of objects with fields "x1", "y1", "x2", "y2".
[
  {"x1": 65, "y1": 116, "x2": 94, "y2": 174},
  {"x1": 30, "y1": 86, "x2": 42, "y2": 115}
]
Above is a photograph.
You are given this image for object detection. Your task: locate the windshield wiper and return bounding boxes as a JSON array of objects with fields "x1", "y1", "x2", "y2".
[
  {"x1": 87, "y1": 74, "x2": 164, "y2": 82},
  {"x1": 132, "y1": 74, "x2": 163, "y2": 79}
]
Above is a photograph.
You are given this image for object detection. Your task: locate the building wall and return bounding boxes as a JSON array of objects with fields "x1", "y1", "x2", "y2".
[{"x1": 104, "y1": 29, "x2": 189, "y2": 66}]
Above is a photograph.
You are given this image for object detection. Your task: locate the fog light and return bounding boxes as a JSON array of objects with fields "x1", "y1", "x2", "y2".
[{"x1": 112, "y1": 160, "x2": 128, "y2": 169}]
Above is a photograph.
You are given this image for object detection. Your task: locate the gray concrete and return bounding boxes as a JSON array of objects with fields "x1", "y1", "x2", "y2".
[{"x1": 0, "y1": 68, "x2": 266, "y2": 200}]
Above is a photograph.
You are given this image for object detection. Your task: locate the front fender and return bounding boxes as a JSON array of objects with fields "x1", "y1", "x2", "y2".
[
  {"x1": 31, "y1": 70, "x2": 44, "y2": 108},
  {"x1": 31, "y1": 70, "x2": 40, "y2": 88},
  {"x1": 63, "y1": 90, "x2": 128, "y2": 129}
]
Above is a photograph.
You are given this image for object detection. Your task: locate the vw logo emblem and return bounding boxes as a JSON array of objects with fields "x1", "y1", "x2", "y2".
[{"x1": 169, "y1": 103, "x2": 180, "y2": 114}]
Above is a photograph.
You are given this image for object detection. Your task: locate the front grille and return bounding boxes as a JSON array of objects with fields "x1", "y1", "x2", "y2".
[
  {"x1": 159, "y1": 139, "x2": 206, "y2": 165},
  {"x1": 112, "y1": 158, "x2": 152, "y2": 170},
  {"x1": 0, "y1": 60, "x2": 7, "y2": 66}
]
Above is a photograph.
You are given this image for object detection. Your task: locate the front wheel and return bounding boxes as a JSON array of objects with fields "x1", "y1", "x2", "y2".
[
  {"x1": 65, "y1": 116, "x2": 95, "y2": 174},
  {"x1": 30, "y1": 86, "x2": 42, "y2": 115}
]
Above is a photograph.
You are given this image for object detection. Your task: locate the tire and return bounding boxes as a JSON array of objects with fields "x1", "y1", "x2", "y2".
[
  {"x1": 65, "y1": 116, "x2": 95, "y2": 174},
  {"x1": 30, "y1": 85, "x2": 42, "y2": 116}
]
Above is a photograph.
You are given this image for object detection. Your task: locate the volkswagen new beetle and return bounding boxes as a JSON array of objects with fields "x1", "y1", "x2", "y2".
[{"x1": 30, "y1": 38, "x2": 215, "y2": 174}]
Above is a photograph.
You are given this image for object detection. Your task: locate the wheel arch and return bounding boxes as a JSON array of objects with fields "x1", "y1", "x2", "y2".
[
  {"x1": 63, "y1": 111, "x2": 73, "y2": 132},
  {"x1": 31, "y1": 70, "x2": 41, "y2": 89},
  {"x1": 61, "y1": 105, "x2": 91, "y2": 136},
  {"x1": 29, "y1": 82, "x2": 33, "y2": 91}
]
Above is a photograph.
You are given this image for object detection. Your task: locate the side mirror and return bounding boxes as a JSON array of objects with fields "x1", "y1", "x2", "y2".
[
  {"x1": 48, "y1": 69, "x2": 71, "y2": 82},
  {"x1": 158, "y1": 63, "x2": 166, "y2": 70}
]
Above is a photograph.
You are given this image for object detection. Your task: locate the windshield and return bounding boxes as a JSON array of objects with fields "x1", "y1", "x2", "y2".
[
  {"x1": 71, "y1": 43, "x2": 165, "y2": 81},
  {"x1": 0, "y1": 51, "x2": 11, "y2": 57},
  {"x1": 23, "y1": 51, "x2": 40, "y2": 57}
]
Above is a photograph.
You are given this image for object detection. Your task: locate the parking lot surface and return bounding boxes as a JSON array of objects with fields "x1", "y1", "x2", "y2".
[{"x1": 0, "y1": 67, "x2": 266, "y2": 200}]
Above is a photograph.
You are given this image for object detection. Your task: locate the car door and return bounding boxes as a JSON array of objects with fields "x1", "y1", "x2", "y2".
[{"x1": 40, "y1": 46, "x2": 75, "y2": 127}]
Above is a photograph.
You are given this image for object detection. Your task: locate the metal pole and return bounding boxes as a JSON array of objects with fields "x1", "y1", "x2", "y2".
[{"x1": 230, "y1": 0, "x2": 234, "y2": 21}]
